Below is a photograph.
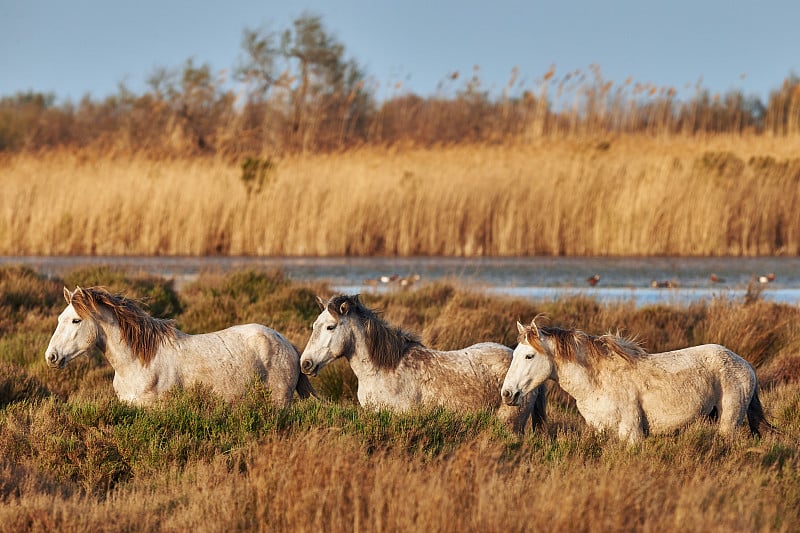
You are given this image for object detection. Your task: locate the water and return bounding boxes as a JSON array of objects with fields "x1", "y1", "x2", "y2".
[{"x1": 4, "y1": 255, "x2": 799, "y2": 307}]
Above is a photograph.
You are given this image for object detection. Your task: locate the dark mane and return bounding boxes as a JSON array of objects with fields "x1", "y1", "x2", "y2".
[
  {"x1": 70, "y1": 287, "x2": 177, "y2": 365},
  {"x1": 523, "y1": 324, "x2": 646, "y2": 368},
  {"x1": 327, "y1": 295, "x2": 423, "y2": 370}
]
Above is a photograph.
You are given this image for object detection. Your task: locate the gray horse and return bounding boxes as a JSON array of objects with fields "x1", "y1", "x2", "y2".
[{"x1": 300, "y1": 294, "x2": 546, "y2": 434}]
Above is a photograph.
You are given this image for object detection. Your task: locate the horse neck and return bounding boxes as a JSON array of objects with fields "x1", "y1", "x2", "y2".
[
  {"x1": 545, "y1": 339, "x2": 598, "y2": 401},
  {"x1": 93, "y1": 311, "x2": 143, "y2": 372},
  {"x1": 344, "y1": 323, "x2": 382, "y2": 379}
]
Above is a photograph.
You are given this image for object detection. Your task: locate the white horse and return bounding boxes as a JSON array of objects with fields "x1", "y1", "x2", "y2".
[
  {"x1": 502, "y1": 318, "x2": 773, "y2": 443},
  {"x1": 45, "y1": 286, "x2": 315, "y2": 406},
  {"x1": 300, "y1": 295, "x2": 546, "y2": 434}
]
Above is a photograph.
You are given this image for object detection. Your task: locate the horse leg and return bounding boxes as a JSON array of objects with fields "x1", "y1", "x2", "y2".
[
  {"x1": 618, "y1": 407, "x2": 645, "y2": 444},
  {"x1": 266, "y1": 374, "x2": 295, "y2": 408},
  {"x1": 716, "y1": 392, "x2": 748, "y2": 437}
]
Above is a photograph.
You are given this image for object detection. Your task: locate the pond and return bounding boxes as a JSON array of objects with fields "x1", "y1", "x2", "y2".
[{"x1": 4, "y1": 255, "x2": 799, "y2": 307}]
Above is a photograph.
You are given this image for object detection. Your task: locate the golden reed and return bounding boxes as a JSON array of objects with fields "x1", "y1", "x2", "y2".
[{"x1": 1, "y1": 134, "x2": 798, "y2": 256}]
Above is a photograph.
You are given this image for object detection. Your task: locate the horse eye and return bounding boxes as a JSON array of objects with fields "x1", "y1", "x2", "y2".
[
  {"x1": 326, "y1": 324, "x2": 336, "y2": 331},
  {"x1": 72, "y1": 318, "x2": 82, "y2": 324},
  {"x1": 525, "y1": 353, "x2": 534, "y2": 360}
]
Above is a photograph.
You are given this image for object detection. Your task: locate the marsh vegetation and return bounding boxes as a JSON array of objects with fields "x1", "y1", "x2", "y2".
[
  {"x1": 1, "y1": 266, "x2": 798, "y2": 531},
  {"x1": 3, "y1": 137, "x2": 800, "y2": 257}
]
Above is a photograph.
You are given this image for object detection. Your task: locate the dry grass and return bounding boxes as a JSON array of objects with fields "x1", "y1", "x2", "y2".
[
  {"x1": 2, "y1": 267, "x2": 800, "y2": 531},
  {"x1": 2, "y1": 135, "x2": 800, "y2": 256},
  {"x1": 3, "y1": 422, "x2": 799, "y2": 533}
]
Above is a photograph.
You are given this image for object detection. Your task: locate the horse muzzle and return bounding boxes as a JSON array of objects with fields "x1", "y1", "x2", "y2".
[
  {"x1": 45, "y1": 350, "x2": 65, "y2": 369},
  {"x1": 300, "y1": 357, "x2": 318, "y2": 376},
  {"x1": 501, "y1": 388, "x2": 521, "y2": 406}
]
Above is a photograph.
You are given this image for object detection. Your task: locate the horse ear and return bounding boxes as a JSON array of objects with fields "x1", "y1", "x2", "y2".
[
  {"x1": 63, "y1": 287, "x2": 73, "y2": 303},
  {"x1": 315, "y1": 296, "x2": 326, "y2": 310},
  {"x1": 529, "y1": 316, "x2": 541, "y2": 338},
  {"x1": 516, "y1": 321, "x2": 526, "y2": 335},
  {"x1": 339, "y1": 299, "x2": 350, "y2": 315}
]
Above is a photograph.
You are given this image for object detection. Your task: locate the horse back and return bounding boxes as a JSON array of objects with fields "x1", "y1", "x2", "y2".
[
  {"x1": 646, "y1": 344, "x2": 754, "y2": 379},
  {"x1": 398, "y1": 342, "x2": 513, "y2": 409}
]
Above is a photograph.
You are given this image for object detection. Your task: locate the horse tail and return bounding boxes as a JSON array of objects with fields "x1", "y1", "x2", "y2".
[
  {"x1": 747, "y1": 387, "x2": 777, "y2": 437},
  {"x1": 531, "y1": 383, "x2": 548, "y2": 431},
  {"x1": 295, "y1": 372, "x2": 319, "y2": 400}
]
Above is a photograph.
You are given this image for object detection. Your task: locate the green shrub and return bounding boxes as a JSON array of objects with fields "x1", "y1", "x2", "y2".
[
  {"x1": 61, "y1": 266, "x2": 182, "y2": 318},
  {"x1": 0, "y1": 266, "x2": 62, "y2": 334}
]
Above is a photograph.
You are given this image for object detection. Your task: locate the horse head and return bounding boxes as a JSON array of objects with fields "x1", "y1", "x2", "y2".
[
  {"x1": 44, "y1": 287, "x2": 102, "y2": 369},
  {"x1": 299, "y1": 295, "x2": 360, "y2": 376},
  {"x1": 501, "y1": 317, "x2": 555, "y2": 406}
]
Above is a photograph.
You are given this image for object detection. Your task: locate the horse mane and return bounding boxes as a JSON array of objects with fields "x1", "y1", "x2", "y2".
[
  {"x1": 524, "y1": 324, "x2": 646, "y2": 368},
  {"x1": 327, "y1": 295, "x2": 423, "y2": 370},
  {"x1": 70, "y1": 287, "x2": 177, "y2": 365}
]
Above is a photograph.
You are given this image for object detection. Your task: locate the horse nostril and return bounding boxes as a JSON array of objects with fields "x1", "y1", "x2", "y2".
[
  {"x1": 502, "y1": 388, "x2": 519, "y2": 405},
  {"x1": 301, "y1": 359, "x2": 313, "y2": 372}
]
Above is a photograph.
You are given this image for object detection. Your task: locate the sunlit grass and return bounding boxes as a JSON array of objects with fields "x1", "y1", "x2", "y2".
[
  {"x1": 2, "y1": 136, "x2": 800, "y2": 257},
  {"x1": 1, "y1": 266, "x2": 799, "y2": 531}
]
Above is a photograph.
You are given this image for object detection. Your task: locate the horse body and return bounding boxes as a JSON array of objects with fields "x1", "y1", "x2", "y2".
[
  {"x1": 45, "y1": 287, "x2": 313, "y2": 407},
  {"x1": 107, "y1": 324, "x2": 301, "y2": 405},
  {"x1": 349, "y1": 341, "x2": 514, "y2": 412},
  {"x1": 502, "y1": 319, "x2": 770, "y2": 443},
  {"x1": 300, "y1": 295, "x2": 546, "y2": 434}
]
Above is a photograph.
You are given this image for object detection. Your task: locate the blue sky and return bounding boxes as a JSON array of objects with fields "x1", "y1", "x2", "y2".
[{"x1": 1, "y1": 0, "x2": 798, "y2": 104}]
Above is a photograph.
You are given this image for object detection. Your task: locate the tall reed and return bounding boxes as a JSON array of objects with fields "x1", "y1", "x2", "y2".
[{"x1": 1, "y1": 135, "x2": 799, "y2": 256}]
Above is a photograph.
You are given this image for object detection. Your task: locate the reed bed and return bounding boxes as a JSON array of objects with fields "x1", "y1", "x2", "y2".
[
  {"x1": 2, "y1": 135, "x2": 799, "y2": 257},
  {"x1": 1, "y1": 266, "x2": 799, "y2": 531}
]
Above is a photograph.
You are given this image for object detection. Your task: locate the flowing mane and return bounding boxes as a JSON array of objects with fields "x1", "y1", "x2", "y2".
[
  {"x1": 70, "y1": 287, "x2": 177, "y2": 365},
  {"x1": 522, "y1": 324, "x2": 646, "y2": 368},
  {"x1": 327, "y1": 295, "x2": 423, "y2": 370}
]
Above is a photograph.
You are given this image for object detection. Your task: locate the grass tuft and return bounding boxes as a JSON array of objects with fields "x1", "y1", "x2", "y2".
[{"x1": 1, "y1": 266, "x2": 799, "y2": 530}]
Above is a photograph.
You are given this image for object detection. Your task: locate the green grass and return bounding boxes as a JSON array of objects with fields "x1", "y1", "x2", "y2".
[{"x1": 1, "y1": 265, "x2": 799, "y2": 531}]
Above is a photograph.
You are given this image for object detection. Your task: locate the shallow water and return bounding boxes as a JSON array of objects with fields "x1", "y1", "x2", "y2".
[{"x1": 4, "y1": 255, "x2": 799, "y2": 307}]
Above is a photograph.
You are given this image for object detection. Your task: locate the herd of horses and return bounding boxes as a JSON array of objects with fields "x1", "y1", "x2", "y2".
[{"x1": 44, "y1": 286, "x2": 774, "y2": 443}]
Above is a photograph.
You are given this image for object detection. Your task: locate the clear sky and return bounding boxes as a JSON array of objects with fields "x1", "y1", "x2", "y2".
[{"x1": 1, "y1": 0, "x2": 798, "y2": 104}]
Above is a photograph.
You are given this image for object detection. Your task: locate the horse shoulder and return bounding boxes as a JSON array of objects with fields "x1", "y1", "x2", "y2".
[{"x1": 356, "y1": 365, "x2": 422, "y2": 411}]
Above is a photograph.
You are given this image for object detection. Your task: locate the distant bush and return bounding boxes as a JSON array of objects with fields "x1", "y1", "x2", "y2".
[
  {"x1": 177, "y1": 269, "x2": 325, "y2": 340},
  {"x1": 62, "y1": 266, "x2": 182, "y2": 319},
  {"x1": 0, "y1": 266, "x2": 61, "y2": 335}
]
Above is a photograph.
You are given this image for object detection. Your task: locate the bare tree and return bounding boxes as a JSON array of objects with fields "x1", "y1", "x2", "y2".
[{"x1": 237, "y1": 12, "x2": 372, "y2": 152}]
